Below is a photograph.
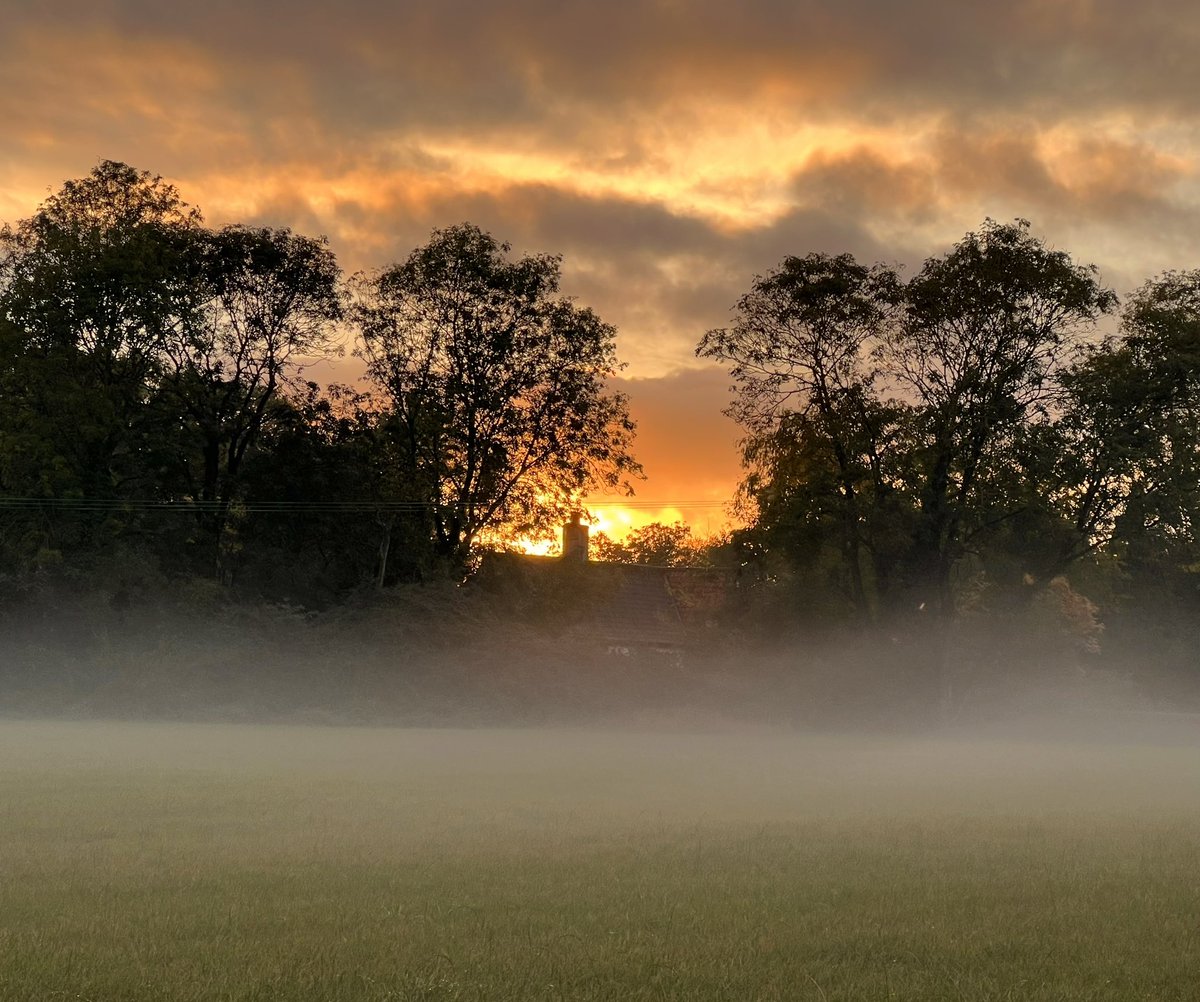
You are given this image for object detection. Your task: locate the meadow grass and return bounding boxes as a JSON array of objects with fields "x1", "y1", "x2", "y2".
[{"x1": 1, "y1": 720, "x2": 1198, "y2": 1000}]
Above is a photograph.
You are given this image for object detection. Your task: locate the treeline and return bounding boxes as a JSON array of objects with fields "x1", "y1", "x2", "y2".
[
  {"x1": 702, "y1": 220, "x2": 1200, "y2": 705},
  {"x1": 3, "y1": 161, "x2": 1200, "y2": 717},
  {"x1": 0, "y1": 162, "x2": 637, "y2": 608}
]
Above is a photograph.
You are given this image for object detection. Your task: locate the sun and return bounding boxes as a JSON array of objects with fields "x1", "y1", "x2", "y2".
[{"x1": 512, "y1": 500, "x2": 731, "y2": 555}]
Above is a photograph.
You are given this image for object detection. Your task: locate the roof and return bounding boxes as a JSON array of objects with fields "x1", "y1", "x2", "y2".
[
  {"x1": 590, "y1": 563, "x2": 686, "y2": 649},
  {"x1": 477, "y1": 553, "x2": 733, "y2": 652}
]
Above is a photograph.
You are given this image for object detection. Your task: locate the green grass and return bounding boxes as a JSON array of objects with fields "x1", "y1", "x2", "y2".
[{"x1": 2, "y1": 721, "x2": 1199, "y2": 1000}]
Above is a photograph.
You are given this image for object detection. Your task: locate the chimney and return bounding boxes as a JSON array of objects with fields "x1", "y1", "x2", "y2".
[{"x1": 562, "y1": 513, "x2": 589, "y2": 562}]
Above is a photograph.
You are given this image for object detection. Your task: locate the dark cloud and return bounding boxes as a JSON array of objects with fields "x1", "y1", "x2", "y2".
[
  {"x1": 788, "y1": 131, "x2": 1191, "y2": 232},
  {"x1": 783, "y1": 129, "x2": 1199, "y2": 286},
  {"x1": 299, "y1": 180, "x2": 896, "y2": 370},
  {"x1": 6, "y1": 0, "x2": 1200, "y2": 144}
]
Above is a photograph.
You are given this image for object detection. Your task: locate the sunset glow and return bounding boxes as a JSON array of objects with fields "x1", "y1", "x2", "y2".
[{"x1": 515, "y1": 501, "x2": 725, "y2": 556}]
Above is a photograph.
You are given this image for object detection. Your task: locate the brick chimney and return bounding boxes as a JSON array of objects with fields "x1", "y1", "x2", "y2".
[{"x1": 562, "y1": 513, "x2": 589, "y2": 562}]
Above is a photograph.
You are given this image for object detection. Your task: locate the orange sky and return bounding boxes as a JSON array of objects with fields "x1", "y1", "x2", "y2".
[{"x1": 3, "y1": 1, "x2": 1200, "y2": 539}]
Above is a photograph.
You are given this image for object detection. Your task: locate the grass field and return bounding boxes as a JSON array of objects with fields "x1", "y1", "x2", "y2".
[{"x1": 2, "y1": 720, "x2": 1199, "y2": 1000}]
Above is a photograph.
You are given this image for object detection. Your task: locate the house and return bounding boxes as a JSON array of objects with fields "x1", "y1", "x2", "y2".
[{"x1": 548, "y1": 515, "x2": 734, "y2": 658}]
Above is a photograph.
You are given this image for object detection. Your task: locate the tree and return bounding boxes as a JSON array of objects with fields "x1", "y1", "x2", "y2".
[
  {"x1": 1048, "y1": 341, "x2": 1161, "y2": 571},
  {"x1": 702, "y1": 221, "x2": 1118, "y2": 709},
  {"x1": 0, "y1": 162, "x2": 204, "y2": 572},
  {"x1": 353, "y1": 223, "x2": 640, "y2": 568},
  {"x1": 733, "y1": 405, "x2": 914, "y2": 620},
  {"x1": 155, "y1": 225, "x2": 343, "y2": 578},
  {"x1": 0, "y1": 162, "x2": 344, "y2": 584},
  {"x1": 1064, "y1": 271, "x2": 1200, "y2": 692},
  {"x1": 592, "y1": 521, "x2": 701, "y2": 566},
  {"x1": 0, "y1": 161, "x2": 203, "y2": 494},
  {"x1": 1109, "y1": 270, "x2": 1200, "y2": 557},
  {"x1": 862, "y1": 222, "x2": 1112, "y2": 614},
  {"x1": 698, "y1": 252, "x2": 906, "y2": 619},
  {"x1": 228, "y1": 384, "x2": 405, "y2": 602}
]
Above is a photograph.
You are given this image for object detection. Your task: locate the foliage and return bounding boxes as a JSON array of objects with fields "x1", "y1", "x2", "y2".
[
  {"x1": 591, "y1": 521, "x2": 708, "y2": 566},
  {"x1": 1065, "y1": 271, "x2": 1200, "y2": 695},
  {"x1": 705, "y1": 222, "x2": 1118, "y2": 630},
  {"x1": 0, "y1": 166, "x2": 341, "y2": 590},
  {"x1": 888, "y1": 219, "x2": 1118, "y2": 618},
  {"x1": 154, "y1": 224, "x2": 343, "y2": 578},
  {"x1": 702, "y1": 221, "x2": 1134, "y2": 709},
  {"x1": 0, "y1": 163, "x2": 345, "y2": 583},
  {"x1": 157, "y1": 225, "x2": 344, "y2": 504},
  {"x1": 699, "y1": 253, "x2": 904, "y2": 618},
  {"x1": 353, "y1": 223, "x2": 641, "y2": 567},
  {"x1": 0, "y1": 162, "x2": 203, "y2": 573},
  {"x1": 6, "y1": 162, "x2": 1200, "y2": 704}
]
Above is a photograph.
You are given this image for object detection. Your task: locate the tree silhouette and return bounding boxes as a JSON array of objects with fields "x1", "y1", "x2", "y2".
[{"x1": 353, "y1": 223, "x2": 640, "y2": 568}]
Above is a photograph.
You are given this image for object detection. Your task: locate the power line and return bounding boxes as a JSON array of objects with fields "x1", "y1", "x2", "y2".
[{"x1": 0, "y1": 496, "x2": 733, "y2": 513}]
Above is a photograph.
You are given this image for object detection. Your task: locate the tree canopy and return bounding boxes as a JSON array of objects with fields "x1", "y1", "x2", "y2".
[
  {"x1": 1, "y1": 168, "x2": 642, "y2": 592},
  {"x1": 352, "y1": 223, "x2": 640, "y2": 568}
]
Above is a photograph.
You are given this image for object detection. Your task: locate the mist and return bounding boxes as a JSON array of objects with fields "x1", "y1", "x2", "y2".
[
  {"x1": 5, "y1": 707, "x2": 1199, "y2": 999},
  {"x1": 5, "y1": 570, "x2": 1200, "y2": 1001},
  {"x1": 3, "y1": 568, "x2": 1197, "y2": 738}
]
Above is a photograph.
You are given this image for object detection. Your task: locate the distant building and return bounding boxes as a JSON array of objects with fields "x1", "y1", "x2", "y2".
[
  {"x1": 483, "y1": 518, "x2": 734, "y2": 660},
  {"x1": 561, "y1": 512, "x2": 589, "y2": 563},
  {"x1": 585, "y1": 560, "x2": 733, "y2": 658}
]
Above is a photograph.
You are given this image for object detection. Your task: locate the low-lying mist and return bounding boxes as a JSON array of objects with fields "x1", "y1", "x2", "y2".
[
  {"x1": 0, "y1": 718, "x2": 1197, "y2": 829},
  {"x1": 4, "y1": 716, "x2": 1200, "y2": 1000},
  {"x1": 2, "y1": 575, "x2": 1198, "y2": 744},
  {"x1": 4, "y1": 651, "x2": 1199, "y2": 998}
]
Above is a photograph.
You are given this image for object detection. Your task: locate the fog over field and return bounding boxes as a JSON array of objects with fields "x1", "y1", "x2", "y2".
[
  {"x1": 2, "y1": 576, "x2": 1190, "y2": 737},
  {"x1": 3, "y1": 719, "x2": 1199, "y2": 1001},
  {"x1": 6, "y1": 717, "x2": 1200, "y2": 819},
  {"x1": 1, "y1": 498, "x2": 1197, "y2": 1002}
]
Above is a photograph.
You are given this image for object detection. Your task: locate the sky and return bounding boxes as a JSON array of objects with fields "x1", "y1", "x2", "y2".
[{"x1": 3, "y1": 0, "x2": 1199, "y2": 539}]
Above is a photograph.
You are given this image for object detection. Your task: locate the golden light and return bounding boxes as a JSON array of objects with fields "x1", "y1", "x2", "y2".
[
  {"x1": 415, "y1": 112, "x2": 919, "y2": 230},
  {"x1": 511, "y1": 500, "x2": 732, "y2": 556}
]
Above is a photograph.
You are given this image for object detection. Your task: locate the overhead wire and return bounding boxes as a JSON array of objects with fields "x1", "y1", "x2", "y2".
[{"x1": 0, "y1": 496, "x2": 732, "y2": 513}]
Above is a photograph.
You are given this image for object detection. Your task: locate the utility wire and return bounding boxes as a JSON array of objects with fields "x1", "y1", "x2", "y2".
[{"x1": 0, "y1": 496, "x2": 732, "y2": 512}]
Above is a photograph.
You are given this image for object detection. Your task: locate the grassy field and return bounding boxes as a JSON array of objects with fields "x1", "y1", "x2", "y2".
[{"x1": 2, "y1": 720, "x2": 1199, "y2": 1000}]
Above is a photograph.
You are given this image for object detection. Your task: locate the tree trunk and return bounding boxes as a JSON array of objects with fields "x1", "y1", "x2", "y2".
[{"x1": 376, "y1": 519, "x2": 392, "y2": 591}]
